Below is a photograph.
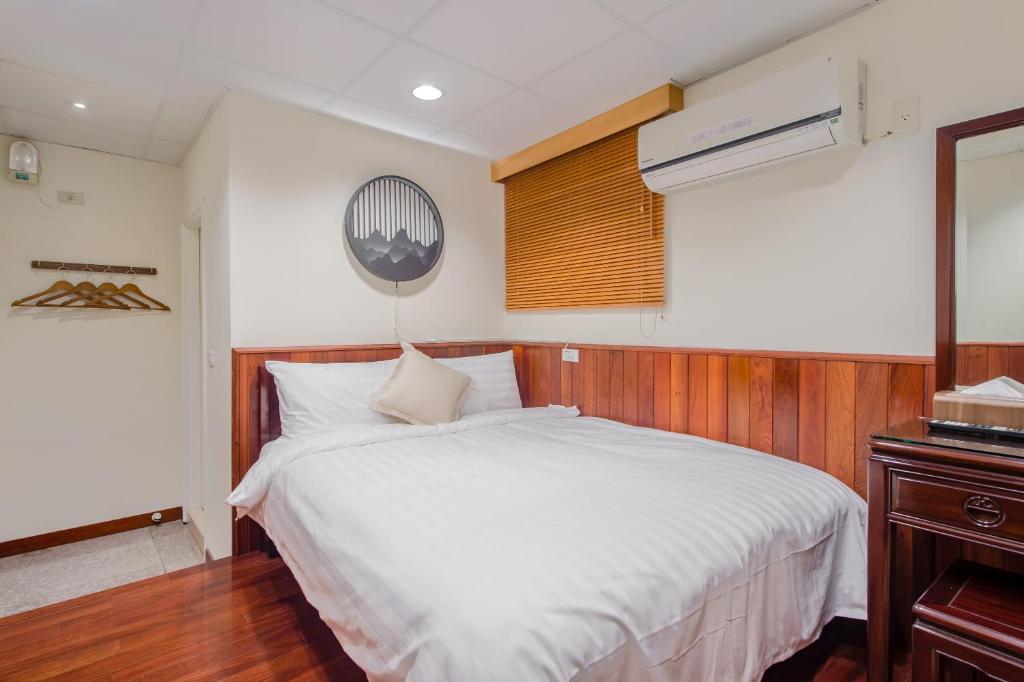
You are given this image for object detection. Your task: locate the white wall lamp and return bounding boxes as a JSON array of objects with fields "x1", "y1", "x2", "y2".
[{"x1": 8, "y1": 139, "x2": 39, "y2": 185}]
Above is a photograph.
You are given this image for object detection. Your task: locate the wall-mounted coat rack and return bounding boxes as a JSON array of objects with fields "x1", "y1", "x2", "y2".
[
  {"x1": 31, "y1": 260, "x2": 158, "y2": 276},
  {"x1": 12, "y1": 261, "x2": 169, "y2": 311}
]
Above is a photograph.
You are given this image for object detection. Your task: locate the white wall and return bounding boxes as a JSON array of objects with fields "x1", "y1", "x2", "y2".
[
  {"x1": 505, "y1": 0, "x2": 1024, "y2": 357},
  {"x1": 181, "y1": 99, "x2": 233, "y2": 559},
  {"x1": 227, "y1": 93, "x2": 505, "y2": 347},
  {"x1": 957, "y1": 151, "x2": 1024, "y2": 342},
  {"x1": 0, "y1": 136, "x2": 182, "y2": 542},
  {"x1": 182, "y1": 93, "x2": 506, "y2": 556}
]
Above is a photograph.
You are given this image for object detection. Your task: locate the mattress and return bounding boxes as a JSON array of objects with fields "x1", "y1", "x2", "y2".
[{"x1": 228, "y1": 406, "x2": 867, "y2": 682}]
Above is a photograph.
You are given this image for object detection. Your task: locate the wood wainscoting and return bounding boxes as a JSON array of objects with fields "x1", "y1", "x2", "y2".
[
  {"x1": 956, "y1": 343, "x2": 1024, "y2": 385},
  {"x1": 232, "y1": 341, "x2": 933, "y2": 553},
  {"x1": 232, "y1": 342, "x2": 512, "y2": 555},
  {"x1": 511, "y1": 342, "x2": 935, "y2": 499}
]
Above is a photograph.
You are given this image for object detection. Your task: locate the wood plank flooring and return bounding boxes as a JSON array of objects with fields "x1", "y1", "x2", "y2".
[{"x1": 0, "y1": 552, "x2": 884, "y2": 681}]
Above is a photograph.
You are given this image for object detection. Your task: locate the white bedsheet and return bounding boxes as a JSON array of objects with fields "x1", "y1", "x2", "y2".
[{"x1": 228, "y1": 407, "x2": 866, "y2": 682}]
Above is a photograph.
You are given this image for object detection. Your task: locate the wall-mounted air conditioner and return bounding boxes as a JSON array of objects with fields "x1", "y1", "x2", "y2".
[{"x1": 639, "y1": 54, "x2": 866, "y2": 194}]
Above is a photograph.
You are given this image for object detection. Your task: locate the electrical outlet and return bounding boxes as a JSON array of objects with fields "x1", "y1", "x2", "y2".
[
  {"x1": 892, "y1": 96, "x2": 920, "y2": 135},
  {"x1": 57, "y1": 190, "x2": 85, "y2": 205},
  {"x1": 561, "y1": 348, "x2": 579, "y2": 363}
]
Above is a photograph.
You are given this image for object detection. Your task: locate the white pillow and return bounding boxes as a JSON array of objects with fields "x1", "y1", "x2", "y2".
[
  {"x1": 371, "y1": 349, "x2": 472, "y2": 425},
  {"x1": 436, "y1": 351, "x2": 522, "y2": 415},
  {"x1": 266, "y1": 359, "x2": 399, "y2": 436}
]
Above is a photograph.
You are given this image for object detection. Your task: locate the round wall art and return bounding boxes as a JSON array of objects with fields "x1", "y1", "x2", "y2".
[{"x1": 344, "y1": 175, "x2": 444, "y2": 282}]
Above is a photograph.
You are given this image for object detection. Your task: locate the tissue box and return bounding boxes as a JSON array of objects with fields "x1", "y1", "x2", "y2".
[{"x1": 933, "y1": 390, "x2": 1024, "y2": 429}]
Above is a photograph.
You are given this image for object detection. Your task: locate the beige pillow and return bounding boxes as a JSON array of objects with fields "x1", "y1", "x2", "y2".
[{"x1": 371, "y1": 348, "x2": 472, "y2": 425}]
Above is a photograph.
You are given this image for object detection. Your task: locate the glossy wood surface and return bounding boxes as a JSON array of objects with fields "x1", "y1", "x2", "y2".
[
  {"x1": 0, "y1": 506, "x2": 182, "y2": 559},
  {"x1": 0, "y1": 551, "x2": 889, "y2": 682},
  {"x1": 868, "y1": 426, "x2": 1024, "y2": 681},
  {"x1": 0, "y1": 553, "x2": 367, "y2": 681},
  {"x1": 914, "y1": 560, "x2": 1024, "y2": 657}
]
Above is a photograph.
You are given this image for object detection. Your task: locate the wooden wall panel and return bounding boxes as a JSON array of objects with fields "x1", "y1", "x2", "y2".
[
  {"x1": 234, "y1": 340, "x2": 936, "y2": 554},
  {"x1": 825, "y1": 362, "x2": 856, "y2": 490},
  {"x1": 749, "y1": 357, "x2": 773, "y2": 453},
  {"x1": 508, "y1": 342, "x2": 935, "y2": 501},
  {"x1": 707, "y1": 355, "x2": 728, "y2": 442},
  {"x1": 726, "y1": 357, "x2": 750, "y2": 447},
  {"x1": 798, "y1": 360, "x2": 826, "y2": 471},
  {"x1": 232, "y1": 342, "x2": 513, "y2": 556},
  {"x1": 687, "y1": 355, "x2": 708, "y2": 438},
  {"x1": 956, "y1": 343, "x2": 1024, "y2": 385},
  {"x1": 773, "y1": 358, "x2": 799, "y2": 460}
]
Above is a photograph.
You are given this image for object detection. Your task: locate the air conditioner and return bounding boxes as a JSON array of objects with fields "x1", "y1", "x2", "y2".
[{"x1": 639, "y1": 54, "x2": 866, "y2": 194}]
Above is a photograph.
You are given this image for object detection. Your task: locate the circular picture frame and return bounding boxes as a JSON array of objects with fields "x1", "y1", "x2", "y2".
[{"x1": 344, "y1": 175, "x2": 444, "y2": 282}]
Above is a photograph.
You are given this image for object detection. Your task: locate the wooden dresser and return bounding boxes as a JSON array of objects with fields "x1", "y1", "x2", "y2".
[{"x1": 868, "y1": 420, "x2": 1024, "y2": 681}]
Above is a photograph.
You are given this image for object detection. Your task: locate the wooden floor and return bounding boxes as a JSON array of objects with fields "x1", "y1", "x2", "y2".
[{"x1": 0, "y1": 552, "x2": 886, "y2": 681}]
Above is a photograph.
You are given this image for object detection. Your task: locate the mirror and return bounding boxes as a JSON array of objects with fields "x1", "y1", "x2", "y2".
[
  {"x1": 936, "y1": 107, "x2": 1024, "y2": 392},
  {"x1": 954, "y1": 126, "x2": 1024, "y2": 387}
]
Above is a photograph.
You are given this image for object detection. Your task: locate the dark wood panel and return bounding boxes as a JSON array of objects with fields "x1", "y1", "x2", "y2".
[
  {"x1": 773, "y1": 358, "x2": 800, "y2": 460},
  {"x1": 622, "y1": 350, "x2": 639, "y2": 426},
  {"x1": 0, "y1": 507, "x2": 183, "y2": 559},
  {"x1": 594, "y1": 349, "x2": 610, "y2": 418},
  {"x1": 727, "y1": 356, "x2": 750, "y2": 447},
  {"x1": 957, "y1": 343, "x2": 1024, "y2": 386},
  {"x1": 608, "y1": 350, "x2": 624, "y2": 422}
]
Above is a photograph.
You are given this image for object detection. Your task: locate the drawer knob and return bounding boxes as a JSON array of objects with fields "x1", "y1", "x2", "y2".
[{"x1": 963, "y1": 495, "x2": 1005, "y2": 527}]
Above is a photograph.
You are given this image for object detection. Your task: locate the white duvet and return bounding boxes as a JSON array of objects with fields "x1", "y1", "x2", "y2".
[{"x1": 228, "y1": 407, "x2": 866, "y2": 682}]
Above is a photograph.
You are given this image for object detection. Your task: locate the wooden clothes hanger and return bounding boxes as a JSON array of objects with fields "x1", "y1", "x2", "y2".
[{"x1": 12, "y1": 279, "x2": 170, "y2": 311}]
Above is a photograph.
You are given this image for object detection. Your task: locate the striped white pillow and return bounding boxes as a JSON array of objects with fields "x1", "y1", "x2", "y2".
[{"x1": 437, "y1": 351, "x2": 522, "y2": 416}]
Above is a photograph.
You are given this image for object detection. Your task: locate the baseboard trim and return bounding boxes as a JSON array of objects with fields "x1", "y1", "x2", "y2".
[{"x1": 0, "y1": 506, "x2": 183, "y2": 559}]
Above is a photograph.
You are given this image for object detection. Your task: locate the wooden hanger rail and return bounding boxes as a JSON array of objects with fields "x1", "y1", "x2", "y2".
[{"x1": 31, "y1": 260, "x2": 158, "y2": 276}]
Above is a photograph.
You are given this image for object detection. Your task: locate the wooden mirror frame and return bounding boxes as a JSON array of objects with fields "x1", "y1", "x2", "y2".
[{"x1": 936, "y1": 105, "x2": 1024, "y2": 391}]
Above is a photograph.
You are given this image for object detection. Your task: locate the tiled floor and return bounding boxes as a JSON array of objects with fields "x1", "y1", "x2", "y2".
[{"x1": 0, "y1": 521, "x2": 204, "y2": 618}]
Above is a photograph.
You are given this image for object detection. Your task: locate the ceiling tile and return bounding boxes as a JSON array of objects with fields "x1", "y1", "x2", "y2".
[
  {"x1": 642, "y1": 0, "x2": 871, "y2": 75},
  {"x1": 410, "y1": 0, "x2": 626, "y2": 85},
  {"x1": 429, "y1": 129, "x2": 509, "y2": 159},
  {"x1": 454, "y1": 90, "x2": 577, "y2": 152},
  {"x1": 143, "y1": 138, "x2": 188, "y2": 165},
  {"x1": 39, "y1": 0, "x2": 202, "y2": 39},
  {"x1": 153, "y1": 103, "x2": 209, "y2": 144},
  {"x1": 342, "y1": 41, "x2": 514, "y2": 128},
  {"x1": 179, "y1": 51, "x2": 335, "y2": 111},
  {"x1": 321, "y1": 95, "x2": 440, "y2": 139},
  {"x1": 164, "y1": 69, "x2": 228, "y2": 111},
  {"x1": 0, "y1": 1, "x2": 181, "y2": 97},
  {"x1": 599, "y1": 0, "x2": 683, "y2": 23},
  {"x1": 189, "y1": 0, "x2": 395, "y2": 91},
  {"x1": 0, "y1": 62, "x2": 160, "y2": 136},
  {"x1": 0, "y1": 107, "x2": 147, "y2": 158},
  {"x1": 318, "y1": 0, "x2": 440, "y2": 33},
  {"x1": 531, "y1": 29, "x2": 702, "y2": 120}
]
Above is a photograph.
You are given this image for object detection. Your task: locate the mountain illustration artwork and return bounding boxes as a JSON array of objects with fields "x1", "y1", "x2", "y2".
[{"x1": 344, "y1": 176, "x2": 444, "y2": 282}]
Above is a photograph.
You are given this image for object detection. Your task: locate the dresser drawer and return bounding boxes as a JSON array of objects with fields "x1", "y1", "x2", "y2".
[{"x1": 890, "y1": 470, "x2": 1024, "y2": 542}]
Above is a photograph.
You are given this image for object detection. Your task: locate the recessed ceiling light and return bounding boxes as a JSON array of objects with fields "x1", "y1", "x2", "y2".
[
  {"x1": 412, "y1": 85, "x2": 442, "y2": 101},
  {"x1": 71, "y1": 101, "x2": 89, "y2": 110}
]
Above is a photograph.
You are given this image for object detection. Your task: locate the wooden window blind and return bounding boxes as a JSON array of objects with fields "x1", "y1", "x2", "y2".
[{"x1": 504, "y1": 126, "x2": 664, "y2": 310}]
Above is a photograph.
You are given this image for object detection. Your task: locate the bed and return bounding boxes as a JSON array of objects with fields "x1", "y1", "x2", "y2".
[{"x1": 228, "y1": 355, "x2": 867, "y2": 682}]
